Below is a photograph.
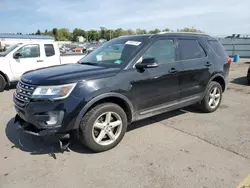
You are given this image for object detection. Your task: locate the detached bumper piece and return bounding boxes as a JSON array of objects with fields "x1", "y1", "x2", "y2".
[{"x1": 15, "y1": 114, "x2": 71, "y2": 153}]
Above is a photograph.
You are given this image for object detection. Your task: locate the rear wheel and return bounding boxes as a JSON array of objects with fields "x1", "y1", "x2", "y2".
[
  {"x1": 78, "y1": 103, "x2": 127, "y2": 152},
  {"x1": 199, "y1": 81, "x2": 222, "y2": 113},
  {"x1": 0, "y1": 75, "x2": 6, "y2": 92}
]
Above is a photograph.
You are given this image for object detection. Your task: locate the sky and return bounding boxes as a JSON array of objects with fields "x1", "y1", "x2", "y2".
[{"x1": 1, "y1": 0, "x2": 250, "y2": 35}]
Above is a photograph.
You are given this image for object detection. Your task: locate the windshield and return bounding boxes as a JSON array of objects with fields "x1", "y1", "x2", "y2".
[
  {"x1": 0, "y1": 43, "x2": 22, "y2": 57},
  {"x1": 78, "y1": 38, "x2": 144, "y2": 67}
]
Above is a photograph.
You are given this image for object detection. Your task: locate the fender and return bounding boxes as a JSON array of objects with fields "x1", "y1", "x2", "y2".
[
  {"x1": 73, "y1": 92, "x2": 134, "y2": 129},
  {"x1": 201, "y1": 73, "x2": 226, "y2": 99},
  {"x1": 208, "y1": 73, "x2": 226, "y2": 88}
]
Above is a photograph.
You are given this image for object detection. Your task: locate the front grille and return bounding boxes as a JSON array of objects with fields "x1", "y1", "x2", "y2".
[{"x1": 14, "y1": 81, "x2": 36, "y2": 109}]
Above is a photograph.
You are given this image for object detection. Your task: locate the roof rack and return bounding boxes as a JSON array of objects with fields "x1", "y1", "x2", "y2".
[{"x1": 157, "y1": 31, "x2": 209, "y2": 36}]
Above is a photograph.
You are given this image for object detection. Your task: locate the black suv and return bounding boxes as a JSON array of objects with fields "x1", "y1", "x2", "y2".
[{"x1": 13, "y1": 33, "x2": 231, "y2": 152}]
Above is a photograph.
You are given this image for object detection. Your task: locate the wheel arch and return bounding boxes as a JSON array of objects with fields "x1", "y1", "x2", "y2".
[
  {"x1": 208, "y1": 74, "x2": 226, "y2": 92},
  {"x1": 74, "y1": 93, "x2": 134, "y2": 130}
]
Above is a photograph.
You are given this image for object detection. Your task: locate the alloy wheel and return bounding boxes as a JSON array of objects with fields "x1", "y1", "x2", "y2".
[
  {"x1": 92, "y1": 112, "x2": 123, "y2": 146},
  {"x1": 208, "y1": 87, "x2": 221, "y2": 109}
]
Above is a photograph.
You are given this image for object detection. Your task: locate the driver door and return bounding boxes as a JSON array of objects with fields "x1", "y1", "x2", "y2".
[
  {"x1": 10, "y1": 44, "x2": 44, "y2": 80},
  {"x1": 132, "y1": 38, "x2": 181, "y2": 112}
]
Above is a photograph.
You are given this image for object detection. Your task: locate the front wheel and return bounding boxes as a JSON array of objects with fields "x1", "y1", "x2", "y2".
[
  {"x1": 199, "y1": 81, "x2": 223, "y2": 113},
  {"x1": 78, "y1": 103, "x2": 128, "y2": 152}
]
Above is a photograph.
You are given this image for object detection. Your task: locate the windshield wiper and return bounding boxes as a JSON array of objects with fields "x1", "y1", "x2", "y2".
[{"x1": 78, "y1": 61, "x2": 98, "y2": 66}]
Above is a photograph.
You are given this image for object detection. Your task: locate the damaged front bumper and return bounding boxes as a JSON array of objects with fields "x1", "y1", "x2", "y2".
[{"x1": 14, "y1": 114, "x2": 71, "y2": 152}]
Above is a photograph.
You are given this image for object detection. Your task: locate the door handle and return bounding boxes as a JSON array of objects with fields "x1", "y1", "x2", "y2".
[
  {"x1": 205, "y1": 62, "x2": 212, "y2": 67},
  {"x1": 169, "y1": 68, "x2": 178, "y2": 74},
  {"x1": 37, "y1": 60, "x2": 44, "y2": 62}
]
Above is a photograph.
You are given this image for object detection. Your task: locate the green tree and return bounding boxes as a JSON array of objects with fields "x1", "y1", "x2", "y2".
[
  {"x1": 113, "y1": 28, "x2": 124, "y2": 38},
  {"x1": 87, "y1": 30, "x2": 100, "y2": 41},
  {"x1": 35, "y1": 29, "x2": 41, "y2": 35},
  {"x1": 162, "y1": 28, "x2": 170, "y2": 32},
  {"x1": 52, "y1": 28, "x2": 58, "y2": 40},
  {"x1": 177, "y1": 27, "x2": 203, "y2": 33},
  {"x1": 72, "y1": 28, "x2": 86, "y2": 41},
  {"x1": 149, "y1": 29, "x2": 161, "y2": 34},
  {"x1": 136, "y1": 29, "x2": 147, "y2": 35},
  {"x1": 57, "y1": 28, "x2": 72, "y2": 41}
]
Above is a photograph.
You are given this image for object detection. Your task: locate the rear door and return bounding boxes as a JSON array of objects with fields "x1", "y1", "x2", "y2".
[
  {"x1": 176, "y1": 37, "x2": 213, "y2": 101},
  {"x1": 10, "y1": 44, "x2": 44, "y2": 80}
]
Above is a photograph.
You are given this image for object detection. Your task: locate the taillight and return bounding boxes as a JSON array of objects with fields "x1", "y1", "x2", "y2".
[{"x1": 227, "y1": 58, "x2": 232, "y2": 64}]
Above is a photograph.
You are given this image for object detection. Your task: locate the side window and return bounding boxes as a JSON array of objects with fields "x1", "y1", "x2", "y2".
[
  {"x1": 45, "y1": 44, "x2": 55, "y2": 57},
  {"x1": 16, "y1": 44, "x2": 40, "y2": 58},
  {"x1": 208, "y1": 40, "x2": 228, "y2": 57},
  {"x1": 178, "y1": 39, "x2": 206, "y2": 60},
  {"x1": 143, "y1": 39, "x2": 175, "y2": 63}
]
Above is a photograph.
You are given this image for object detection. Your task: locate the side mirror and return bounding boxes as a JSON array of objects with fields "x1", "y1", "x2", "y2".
[
  {"x1": 135, "y1": 58, "x2": 158, "y2": 69},
  {"x1": 13, "y1": 52, "x2": 22, "y2": 59}
]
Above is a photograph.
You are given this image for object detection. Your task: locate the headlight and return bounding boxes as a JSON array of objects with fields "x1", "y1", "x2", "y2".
[{"x1": 32, "y1": 83, "x2": 77, "y2": 100}]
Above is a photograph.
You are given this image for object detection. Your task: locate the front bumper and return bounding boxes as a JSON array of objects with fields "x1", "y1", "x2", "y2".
[{"x1": 13, "y1": 94, "x2": 83, "y2": 137}]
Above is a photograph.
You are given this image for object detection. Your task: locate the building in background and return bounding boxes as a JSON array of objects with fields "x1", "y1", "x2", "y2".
[
  {"x1": 77, "y1": 36, "x2": 86, "y2": 42},
  {"x1": 0, "y1": 34, "x2": 54, "y2": 50}
]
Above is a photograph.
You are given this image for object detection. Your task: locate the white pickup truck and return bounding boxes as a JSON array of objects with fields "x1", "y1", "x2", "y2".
[{"x1": 0, "y1": 41, "x2": 86, "y2": 91}]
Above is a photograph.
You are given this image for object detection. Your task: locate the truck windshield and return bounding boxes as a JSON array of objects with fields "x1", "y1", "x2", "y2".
[
  {"x1": 0, "y1": 43, "x2": 22, "y2": 57},
  {"x1": 78, "y1": 38, "x2": 144, "y2": 67}
]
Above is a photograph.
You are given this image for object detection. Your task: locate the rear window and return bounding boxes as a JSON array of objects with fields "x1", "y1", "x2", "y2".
[
  {"x1": 208, "y1": 40, "x2": 228, "y2": 57},
  {"x1": 178, "y1": 39, "x2": 206, "y2": 60},
  {"x1": 45, "y1": 44, "x2": 55, "y2": 57}
]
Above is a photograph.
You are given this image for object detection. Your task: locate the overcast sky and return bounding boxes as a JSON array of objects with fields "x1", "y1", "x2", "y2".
[{"x1": 1, "y1": 0, "x2": 250, "y2": 35}]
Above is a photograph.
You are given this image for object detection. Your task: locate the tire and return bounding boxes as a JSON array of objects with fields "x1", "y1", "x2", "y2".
[
  {"x1": 247, "y1": 79, "x2": 250, "y2": 86},
  {"x1": 199, "y1": 81, "x2": 223, "y2": 113},
  {"x1": 78, "y1": 103, "x2": 128, "y2": 152},
  {"x1": 0, "y1": 75, "x2": 6, "y2": 92}
]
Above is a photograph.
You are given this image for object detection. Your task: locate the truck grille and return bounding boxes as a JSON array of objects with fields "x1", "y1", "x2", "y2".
[{"x1": 13, "y1": 81, "x2": 36, "y2": 109}]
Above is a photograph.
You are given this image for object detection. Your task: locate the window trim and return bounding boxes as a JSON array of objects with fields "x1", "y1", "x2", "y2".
[
  {"x1": 132, "y1": 38, "x2": 177, "y2": 68},
  {"x1": 177, "y1": 38, "x2": 207, "y2": 62},
  {"x1": 44, "y1": 44, "x2": 56, "y2": 57},
  {"x1": 14, "y1": 44, "x2": 40, "y2": 59}
]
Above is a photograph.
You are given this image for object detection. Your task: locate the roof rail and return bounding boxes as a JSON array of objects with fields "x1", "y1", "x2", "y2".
[{"x1": 157, "y1": 31, "x2": 209, "y2": 36}]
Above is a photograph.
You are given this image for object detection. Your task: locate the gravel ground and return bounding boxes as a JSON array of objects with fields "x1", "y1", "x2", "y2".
[{"x1": 0, "y1": 59, "x2": 250, "y2": 188}]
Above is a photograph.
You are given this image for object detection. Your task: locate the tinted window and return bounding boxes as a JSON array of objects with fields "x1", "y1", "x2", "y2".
[
  {"x1": 178, "y1": 39, "x2": 206, "y2": 60},
  {"x1": 208, "y1": 40, "x2": 228, "y2": 57},
  {"x1": 45, "y1": 44, "x2": 55, "y2": 57},
  {"x1": 16, "y1": 44, "x2": 40, "y2": 58},
  {"x1": 143, "y1": 39, "x2": 175, "y2": 63}
]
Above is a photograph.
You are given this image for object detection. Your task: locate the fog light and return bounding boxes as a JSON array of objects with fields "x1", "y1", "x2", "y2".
[{"x1": 45, "y1": 111, "x2": 64, "y2": 126}]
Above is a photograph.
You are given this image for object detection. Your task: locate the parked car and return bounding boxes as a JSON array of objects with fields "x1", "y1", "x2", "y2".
[
  {"x1": 13, "y1": 32, "x2": 231, "y2": 152},
  {"x1": 0, "y1": 42, "x2": 87, "y2": 91},
  {"x1": 247, "y1": 65, "x2": 250, "y2": 85}
]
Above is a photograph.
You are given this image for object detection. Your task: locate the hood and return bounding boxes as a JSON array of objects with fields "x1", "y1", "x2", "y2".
[{"x1": 21, "y1": 64, "x2": 119, "y2": 85}]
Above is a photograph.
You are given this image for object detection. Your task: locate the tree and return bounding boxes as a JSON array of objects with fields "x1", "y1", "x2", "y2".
[
  {"x1": 178, "y1": 27, "x2": 203, "y2": 33},
  {"x1": 136, "y1": 29, "x2": 147, "y2": 35},
  {"x1": 56, "y1": 28, "x2": 72, "y2": 41},
  {"x1": 72, "y1": 28, "x2": 86, "y2": 41},
  {"x1": 149, "y1": 29, "x2": 161, "y2": 34},
  {"x1": 35, "y1": 29, "x2": 41, "y2": 35},
  {"x1": 113, "y1": 28, "x2": 124, "y2": 38},
  {"x1": 52, "y1": 28, "x2": 58, "y2": 40},
  {"x1": 162, "y1": 28, "x2": 170, "y2": 32}
]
